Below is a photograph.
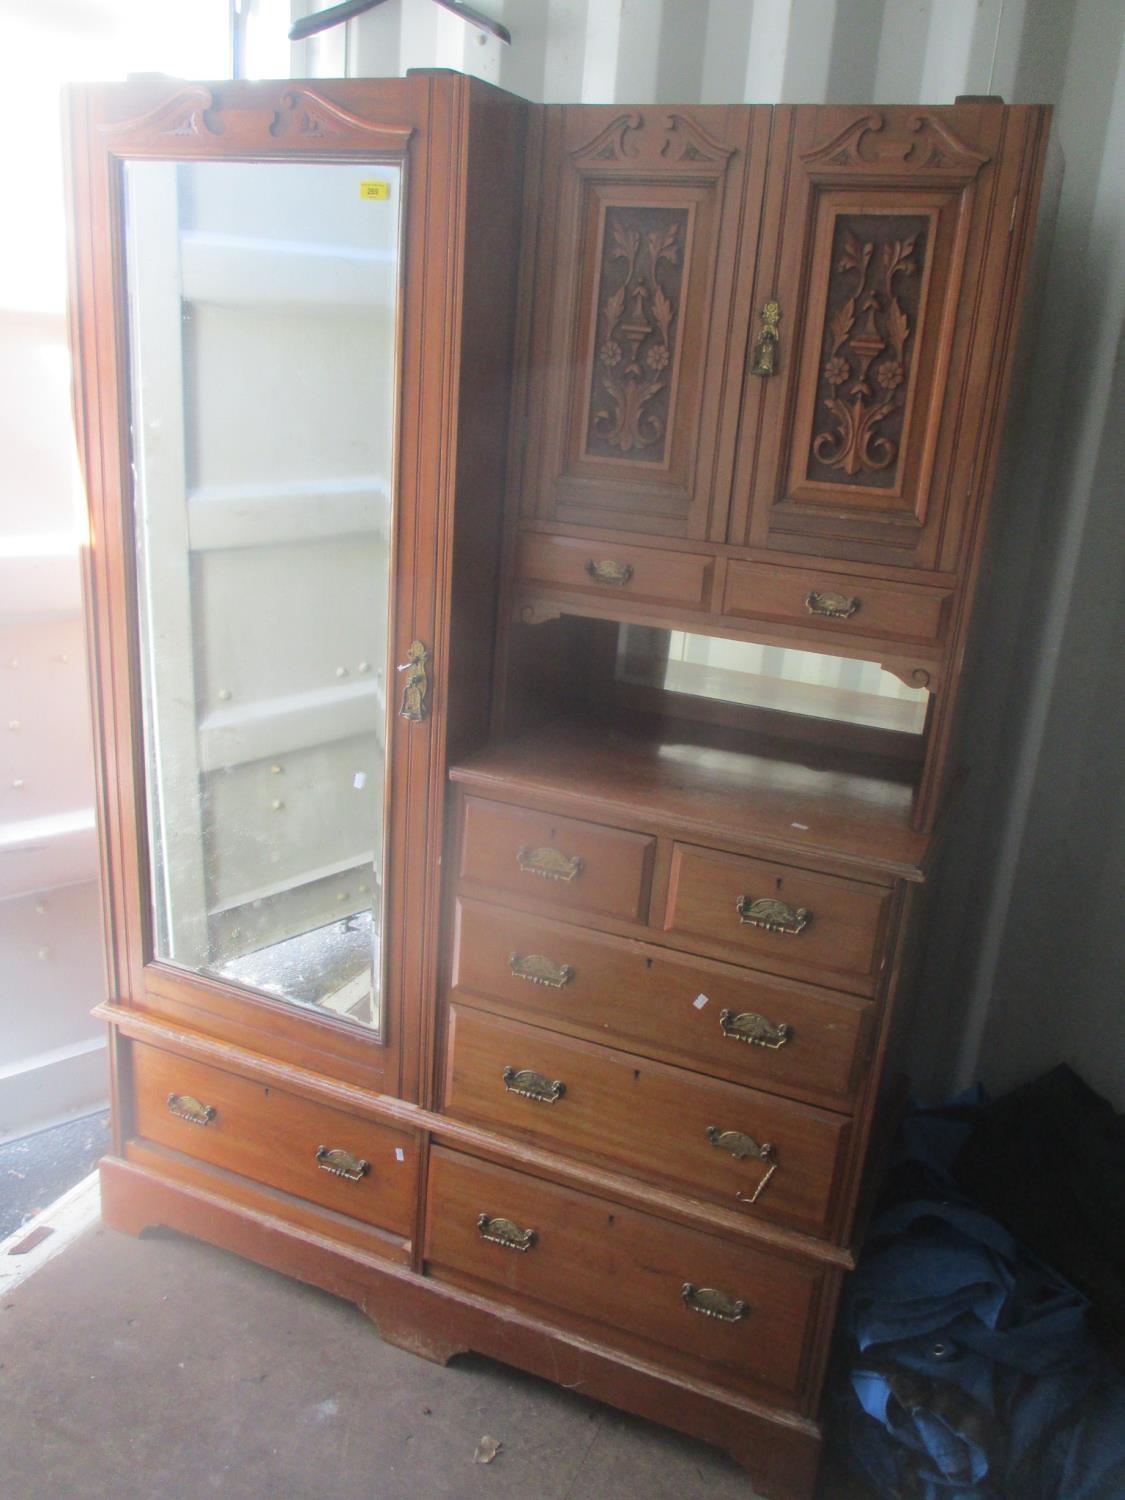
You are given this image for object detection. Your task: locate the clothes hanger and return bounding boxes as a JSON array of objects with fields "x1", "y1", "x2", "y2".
[{"x1": 288, "y1": 0, "x2": 511, "y2": 47}]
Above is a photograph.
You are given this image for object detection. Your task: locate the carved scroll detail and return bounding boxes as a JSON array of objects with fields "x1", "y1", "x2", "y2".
[
  {"x1": 572, "y1": 112, "x2": 644, "y2": 163},
  {"x1": 808, "y1": 214, "x2": 928, "y2": 488},
  {"x1": 586, "y1": 205, "x2": 688, "y2": 462},
  {"x1": 98, "y1": 87, "x2": 222, "y2": 141},
  {"x1": 268, "y1": 88, "x2": 412, "y2": 145}
]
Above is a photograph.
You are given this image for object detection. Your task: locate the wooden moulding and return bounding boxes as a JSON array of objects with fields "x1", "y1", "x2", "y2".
[{"x1": 100, "y1": 1155, "x2": 824, "y2": 1500}]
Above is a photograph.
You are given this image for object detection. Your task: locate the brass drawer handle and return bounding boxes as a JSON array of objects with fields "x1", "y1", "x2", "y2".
[
  {"x1": 719, "y1": 1009, "x2": 793, "y2": 1049},
  {"x1": 477, "y1": 1212, "x2": 538, "y2": 1252},
  {"x1": 585, "y1": 559, "x2": 633, "y2": 586},
  {"x1": 517, "y1": 844, "x2": 583, "y2": 883},
  {"x1": 735, "y1": 896, "x2": 810, "y2": 935},
  {"x1": 509, "y1": 952, "x2": 573, "y2": 989},
  {"x1": 681, "y1": 1283, "x2": 749, "y2": 1323},
  {"x1": 315, "y1": 1146, "x2": 371, "y2": 1182},
  {"x1": 750, "y1": 300, "x2": 781, "y2": 376},
  {"x1": 706, "y1": 1126, "x2": 774, "y2": 1162},
  {"x1": 502, "y1": 1066, "x2": 565, "y2": 1104},
  {"x1": 806, "y1": 590, "x2": 860, "y2": 620},
  {"x1": 166, "y1": 1092, "x2": 216, "y2": 1127},
  {"x1": 708, "y1": 1128, "x2": 780, "y2": 1206},
  {"x1": 707, "y1": 1127, "x2": 779, "y2": 1204}
]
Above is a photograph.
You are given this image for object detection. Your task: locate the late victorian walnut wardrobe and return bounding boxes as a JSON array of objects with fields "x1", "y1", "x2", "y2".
[{"x1": 65, "y1": 75, "x2": 1051, "y2": 1500}]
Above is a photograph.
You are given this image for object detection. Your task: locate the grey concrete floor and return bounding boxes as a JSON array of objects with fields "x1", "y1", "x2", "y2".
[{"x1": 0, "y1": 1219, "x2": 789, "y2": 1500}]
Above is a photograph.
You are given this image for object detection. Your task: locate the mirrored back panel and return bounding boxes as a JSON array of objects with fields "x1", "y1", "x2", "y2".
[
  {"x1": 124, "y1": 158, "x2": 403, "y2": 1034},
  {"x1": 616, "y1": 625, "x2": 929, "y2": 735}
]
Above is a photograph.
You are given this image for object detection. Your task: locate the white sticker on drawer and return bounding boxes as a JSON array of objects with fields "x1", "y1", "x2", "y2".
[
  {"x1": 693, "y1": 993, "x2": 710, "y2": 1009},
  {"x1": 394, "y1": 1147, "x2": 405, "y2": 1162}
]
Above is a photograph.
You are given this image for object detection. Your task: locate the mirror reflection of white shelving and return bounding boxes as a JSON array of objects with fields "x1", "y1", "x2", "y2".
[{"x1": 125, "y1": 159, "x2": 403, "y2": 1034}]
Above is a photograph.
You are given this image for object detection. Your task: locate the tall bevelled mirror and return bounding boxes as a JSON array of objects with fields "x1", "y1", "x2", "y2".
[{"x1": 123, "y1": 158, "x2": 403, "y2": 1034}]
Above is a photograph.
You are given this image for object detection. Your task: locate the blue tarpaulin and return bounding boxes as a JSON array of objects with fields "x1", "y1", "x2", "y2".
[{"x1": 836, "y1": 1091, "x2": 1125, "y2": 1498}]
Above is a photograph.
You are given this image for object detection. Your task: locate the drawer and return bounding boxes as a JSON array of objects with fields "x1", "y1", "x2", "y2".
[
  {"x1": 425, "y1": 1147, "x2": 826, "y2": 1406},
  {"x1": 665, "y1": 843, "x2": 891, "y2": 991},
  {"x1": 451, "y1": 898, "x2": 874, "y2": 1107},
  {"x1": 517, "y1": 532, "x2": 713, "y2": 610},
  {"x1": 459, "y1": 795, "x2": 655, "y2": 924},
  {"x1": 721, "y1": 559, "x2": 951, "y2": 645},
  {"x1": 442, "y1": 1006, "x2": 849, "y2": 1238},
  {"x1": 130, "y1": 1043, "x2": 417, "y2": 1236}
]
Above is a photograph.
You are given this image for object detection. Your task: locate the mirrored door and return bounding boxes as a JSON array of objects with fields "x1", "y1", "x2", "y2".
[{"x1": 124, "y1": 157, "x2": 403, "y2": 1034}]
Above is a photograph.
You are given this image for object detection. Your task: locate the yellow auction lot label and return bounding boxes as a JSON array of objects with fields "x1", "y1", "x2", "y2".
[{"x1": 359, "y1": 180, "x2": 390, "y2": 200}]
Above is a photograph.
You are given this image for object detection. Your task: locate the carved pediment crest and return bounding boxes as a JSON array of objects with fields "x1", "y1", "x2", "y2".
[
  {"x1": 99, "y1": 85, "x2": 412, "y2": 152},
  {"x1": 802, "y1": 112, "x2": 990, "y2": 175},
  {"x1": 572, "y1": 111, "x2": 736, "y2": 169}
]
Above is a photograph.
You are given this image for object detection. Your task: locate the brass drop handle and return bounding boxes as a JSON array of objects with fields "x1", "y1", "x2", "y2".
[
  {"x1": 681, "y1": 1283, "x2": 749, "y2": 1323},
  {"x1": 315, "y1": 1146, "x2": 370, "y2": 1182},
  {"x1": 806, "y1": 590, "x2": 860, "y2": 620},
  {"x1": 502, "y1": 1066, "x2": 566, "y2": 1104},
  {"x1": 585, "y1": 559, "x2": 633, "y2": 586},
  {"x1": 477, "y1": 1213, "x2": 538, "y2": 1252},
  {"x1": 750, "y1": 300, "x2": 781, "y2": 376},
  {"x1": 509, "y1": 952, "x2": 574, "y2": 989},
  {"x1": 517, "y1": 845, "x2": 583, "y2": 883},
  {"x1": 735, "y1": 896, "x2": 810, "y2": 935},
  {"x1": 706, "y1": 1126, "x2": 774, "y2": 1162},
  {"x1": 707, "y1": 1126, "x2": 779, "y2": 1204},
  {"x1": 166, "y1": 1092, "x2": 215, "y2": 1127},
  {"x1": 397, "y1": 640, "x2": 430, "y2": 722},
  {"x1": 719, "y1": 1009, "x2": 793, "y2": 1049}
]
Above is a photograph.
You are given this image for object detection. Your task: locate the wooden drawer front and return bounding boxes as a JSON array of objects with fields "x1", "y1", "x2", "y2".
[
  {"x1": 517, "y1": 532, "x2": 713, "y2": 610},
  {"x1": 665, "y1": 843, "x2": 891, "y2": 991},
  {"x1": 459, "y1": 796, "x2": 655, "y2": 924},
  {"x1": 425, "y1": 1147, "x2": 824, "y2": 1404},
  {"x1": 131, "y1": 1043, "x2": 417, "y2": 1236},
  {"x1": 721, "y1": 560, "x2": 950, "y2": 646},
  {"x1": 452, "y1": 898, "x2": 874, "y2": 1107},
  {"x1": 443, "y1": 1007, "x2": 848, "y2": 1238}
]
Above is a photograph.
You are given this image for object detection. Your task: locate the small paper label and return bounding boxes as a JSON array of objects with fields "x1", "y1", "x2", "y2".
[
  {"x1": 693, "y1": 993, "x2": 709, "y2": 1009},
  {"x1": 394, "y1": 1147, "x2": 405, "y2": 1162},
  {"x1": 790, "y1": 822, "x2": 809, "y2": 830},
  {"x1": 359, "y1": 180, "x2": 390, "y2": 200},
  {"x1": 353, "y1": 771, "x2": 367, "y2": 789}
]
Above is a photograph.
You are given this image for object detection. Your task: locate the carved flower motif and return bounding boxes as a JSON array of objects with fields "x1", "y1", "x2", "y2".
[
  {"x1": 645, "y1": 344, "x2": 670, "y2": 371},
  {"x1": 600, "y1": 340, "x2": 622, "y2": 368},
  {"x1": 823, "y1": 355, "x2": 850, "y2": 386},
  {"x1": 877, "y1": 359, "x2": 905, "y2": 391}
]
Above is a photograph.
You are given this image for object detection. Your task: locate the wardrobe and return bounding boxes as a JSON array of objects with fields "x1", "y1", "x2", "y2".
[{"x1": 65, "y1": 74, "x2": 1052, "y2": 1499}]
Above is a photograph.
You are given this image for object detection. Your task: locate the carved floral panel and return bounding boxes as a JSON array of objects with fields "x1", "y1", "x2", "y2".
[
  {"x1": 584, "y1": 204, "x2": 689, "y2": 464},
  {"x1": 806, "y1": 213, "x2": 929, "y2": 490}
]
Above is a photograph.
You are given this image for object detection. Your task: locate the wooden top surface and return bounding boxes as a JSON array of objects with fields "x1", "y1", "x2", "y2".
[{"x1": 451, "y1": 721, "x2": 931, "y2": 882}]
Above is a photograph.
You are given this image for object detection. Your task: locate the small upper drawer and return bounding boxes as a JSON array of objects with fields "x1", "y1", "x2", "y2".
[
  {"x1": 443, "y1": 1005, "x2": 849, "y2": 1239},
  {"x1": 517, "y1": 532, "x2": 713, "y2": 610},
  {"x1": 459, "y1": 795, "x2": 655, "y2": 924},
  {"x1": 425, "y1": 1147, "x2": 826, "y2": 1407},
  {"x1": 721, "y1": 559, "x2": 951, "y2": 645},
  {"x1": 451, "y1": 898, "x2": 874, "y2": 1108},
  {"x1": 665, "y1": 844, "x2": 891, "y2": 992},
  {"x1": 131, "y1": 1043, "x2": 417, "y2": 1236}
]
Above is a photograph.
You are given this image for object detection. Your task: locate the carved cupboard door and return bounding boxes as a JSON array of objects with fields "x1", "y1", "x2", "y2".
[
  {"x1": 520, "y1": 106, "x2": 770, "y2": 539},
  {"x1": 731, "y1": 104, "x2": 1032, "y2": 573}
]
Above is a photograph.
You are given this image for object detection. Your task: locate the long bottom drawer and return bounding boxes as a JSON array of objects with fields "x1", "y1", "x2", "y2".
[{"x1": 424, "y1": 1146, "x2": 831, "y2": 1408}]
